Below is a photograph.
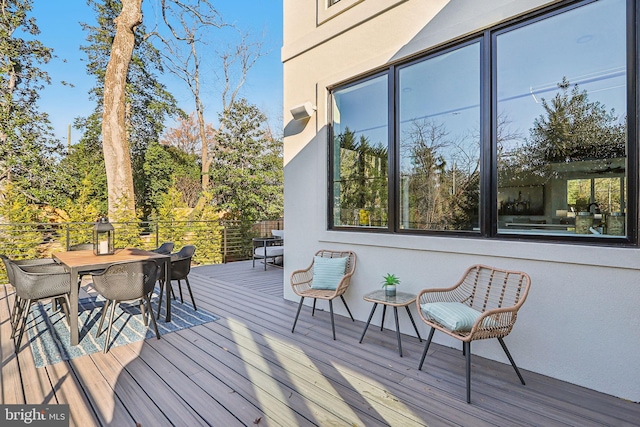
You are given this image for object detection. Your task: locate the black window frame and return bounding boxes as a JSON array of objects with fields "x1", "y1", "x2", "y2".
[{"x1": 328, "y1": 0, "x2": 638, "y2": 246}]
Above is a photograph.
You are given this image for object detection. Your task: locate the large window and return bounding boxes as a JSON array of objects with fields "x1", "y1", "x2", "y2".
[
  {"x1": 495, "y1": 0, "x2": 627, "y2": 239},
  {"x1": 398, "y1": 42, "x2": 481, "y2": 231},
  {"x1": 329, "y1": 0, "x2": 634, "y2": 243},
  {"x1": 331, "y1": 75, "x2": 389, "y2": 228}
]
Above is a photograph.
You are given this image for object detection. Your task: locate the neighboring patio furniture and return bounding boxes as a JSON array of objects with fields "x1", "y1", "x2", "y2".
[
  {"x1": 252, "y1": 230, "x2": 284, "y2": 270},
  {"x1": 91, "y1": 260, "x2": 161, "y2": 353},
  {"x1": 416, "y1": 264, "x2": 531, "y2": 403},
  {"x1": 157, "y1": 245, "x2": 197, "y2": 316},
  {"x1": 4, "y1": 259, "x2": 71, "y2": 353},
  {"x1": 291, "y1": 249, "x2": 356, "y2": 340},
  {"x1": 152, "y1": 242, "x2": 174, "y2": 255}
]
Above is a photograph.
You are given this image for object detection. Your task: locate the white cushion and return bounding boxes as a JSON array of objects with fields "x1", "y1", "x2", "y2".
[
  {"x1": 271, "y1": 229, "x2": 284, "y2": 239},
  {"x1": 254, "y1": 246, "x2": 284, "y2": 258},
  {"x1": 420, "y1": 302, "x2": 483, "y2": 331},
  {"x1": 311, "y1": 256, "x2": 347, "y2": 290}
]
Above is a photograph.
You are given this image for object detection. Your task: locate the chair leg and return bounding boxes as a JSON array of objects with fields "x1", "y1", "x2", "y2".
[
  {"x1": 312, "y1": 298, "x2": 317, "y2": 316},
  {"x1": 418, "y1": 327, "x2": 435, "y2": 370},
  {"x1": 145, "y1": 294, "x2": 161, "y2": 339},
  {"x1": 156, "y1": 279, "x2": 164, "y2": 320},
  {"x1": 103, "y1": 300, "x2": 118, "y2": 353},
  {"x1": 465, "y1": 341, "x2": 471, "y2": 403},
  {"x1": 96, "y1": 299, "x2": 112, "y2": 338},
  {"x1": 14, "y1": 299, "x2": 32, "y2": 352},
  {"x1": 329, "y1": 299, "x2": 336, "y2": 340},
  {"x1": 291, "y1": 297, "x2": 304, "y2": 333},
  {"x1": 140, "y1": 299, "x2": 148, "y2": 326},
  {"x1": 185, "y1": 277, "x2": 197, "y2": 311},
  {"x1": 11, "y1": 298, "x2": 28, "y2": 339},
  {"x1": 340, "y1": 295, "x2": 354, "y2": 321},
  {"x1": 177, "y1": 279, "x2": 184, "y2": 303},
  {"x1": 498, "y1": 337, "x2": 526, "y2": 385},
  {"x1": 60, "y1": 295, "x2": 71, "y2": 325}
]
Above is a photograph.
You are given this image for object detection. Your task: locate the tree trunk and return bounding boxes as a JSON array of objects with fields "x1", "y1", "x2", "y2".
[{"x1": 102, "y1": 0, "x2": 142, "y2": 219}]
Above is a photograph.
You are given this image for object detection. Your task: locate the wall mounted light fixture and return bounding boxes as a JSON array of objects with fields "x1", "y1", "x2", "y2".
[{"x1": 290, "y1": 101, "x2": 316, "y2": 120}]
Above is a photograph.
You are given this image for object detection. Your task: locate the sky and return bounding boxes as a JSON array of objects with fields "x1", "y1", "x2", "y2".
[{"x1": 29, "y1": 0, "x2": 284, "y2": 145}]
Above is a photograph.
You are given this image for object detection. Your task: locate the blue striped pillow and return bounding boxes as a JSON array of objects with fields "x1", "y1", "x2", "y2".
[
  {"x1": 421, "y1": 302, "x2": 483, "y2": 331},
  {"x1": 311, "y1": 256, "x2": 348, "y2": 290}
]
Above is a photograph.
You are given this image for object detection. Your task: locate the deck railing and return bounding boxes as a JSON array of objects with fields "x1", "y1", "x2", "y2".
[{"x1": 0, "y1": 219, "x2": 283, "y2": 283}]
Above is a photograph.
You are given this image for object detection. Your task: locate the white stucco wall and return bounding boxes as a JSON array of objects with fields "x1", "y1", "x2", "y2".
[{"x1": 282, "y1": 0, "x2": 640, "y2": 401}]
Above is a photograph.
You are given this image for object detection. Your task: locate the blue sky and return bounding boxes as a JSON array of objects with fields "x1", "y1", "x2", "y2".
[{"x1": 30, "y1": 0, "x2": 283, "y2": 145}]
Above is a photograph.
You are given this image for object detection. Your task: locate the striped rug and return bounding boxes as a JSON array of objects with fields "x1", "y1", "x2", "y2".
[{"x1": 25, "y1": 289, "x2": 218, "y2": 367}]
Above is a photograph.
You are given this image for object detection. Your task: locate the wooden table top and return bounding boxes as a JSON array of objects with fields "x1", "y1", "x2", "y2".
[{"x1": 53, "y1": 248, "x2": 167, "y2": 269}]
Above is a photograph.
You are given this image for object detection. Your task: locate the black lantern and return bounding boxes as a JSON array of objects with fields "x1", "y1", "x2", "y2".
[{"x1": 93, "y1": 217, "x2": 115, "y2": 256}]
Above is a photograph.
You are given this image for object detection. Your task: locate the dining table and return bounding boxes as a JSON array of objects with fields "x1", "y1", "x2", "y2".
[{"x1": 53, "y1": 248, "x2": 171, "y2": 346}]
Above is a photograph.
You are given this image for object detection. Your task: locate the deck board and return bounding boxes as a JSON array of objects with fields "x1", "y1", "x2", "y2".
[{"x1": 0, "y1": 260, "x2": 638, "y2": 426}]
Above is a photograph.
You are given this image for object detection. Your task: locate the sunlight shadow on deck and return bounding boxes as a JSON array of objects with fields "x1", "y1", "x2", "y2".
[
  {"x1": 228, "y1": 318, "x2": 298, "y2": 423},
  {"x1": 263, "y1": 334, "x2": 366, "y2": 426},
  {"x1": 335, "y1": 363, "x2": 424, "y2": 426}
]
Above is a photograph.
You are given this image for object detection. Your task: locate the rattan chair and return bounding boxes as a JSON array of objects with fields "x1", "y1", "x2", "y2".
[
  {"x1": 91, "y1": 260, "x2": 161, "y2": 353},
  {"x1": 290, "y1": 250, "x2": 356, "y2": 340},
  {"x1": 3, "y1": 259, "x2": 71, "y2": 353},
  {"x1": 416, "y1": 264, "x2": 531, "y2": 403}
]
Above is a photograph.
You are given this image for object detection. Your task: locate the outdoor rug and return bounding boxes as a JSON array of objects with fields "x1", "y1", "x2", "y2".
[{"x1": 25, "y1": 289, "x2": 219, "y2": 368}]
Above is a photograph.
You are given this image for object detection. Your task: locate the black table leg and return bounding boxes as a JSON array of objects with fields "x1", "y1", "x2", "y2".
[
  {"x1": 359, "y1": 303, "x2": 378, "y2": 343},
  {"x1": 393, "y1": 307, "x2": 402, "y2": 357},
  {"x1": 405, "y1": 305, "x2": 422, "y2": 341},
  {"x1": 380, "y1": 305, "x2": 387, "y2": 331}
]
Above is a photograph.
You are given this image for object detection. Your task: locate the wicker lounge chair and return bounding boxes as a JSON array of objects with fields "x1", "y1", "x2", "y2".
[
  {"x1": 416, "y1": 264, "x2": 531, "y2": 403},
  {"x1": 291, "y1": 250, "x2": 356, "y2": 340}
]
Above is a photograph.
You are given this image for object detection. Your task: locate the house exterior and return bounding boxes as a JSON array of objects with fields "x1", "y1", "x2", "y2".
[{"x1": 282, "y1": 0, "x2": 640, "y2": 402}]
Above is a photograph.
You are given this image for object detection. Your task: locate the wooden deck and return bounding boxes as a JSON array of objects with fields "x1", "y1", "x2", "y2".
[{"x1": 1, "y1": 260, "x2": 638, "y2": 426}]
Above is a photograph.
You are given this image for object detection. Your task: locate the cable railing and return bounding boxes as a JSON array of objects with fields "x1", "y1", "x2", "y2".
[{"x1": 0, "y1": 218, "x2": 284, "y2": 283}]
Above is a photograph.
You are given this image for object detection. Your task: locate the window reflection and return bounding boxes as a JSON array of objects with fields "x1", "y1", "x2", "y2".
[
  {"x1": 398, "y1": 42, "x2": 481, "y2": 231},
  {"x1": 332, "y1": 75, "x2": 389, "y2": 227},
  {"x1": 496, "y1": 0, "x2": 627, "y2": 238}
]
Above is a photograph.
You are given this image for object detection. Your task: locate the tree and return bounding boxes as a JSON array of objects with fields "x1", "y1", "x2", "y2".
[
  {"x1": 157, "y1": 0, "x2": 265, "y2": 191},
  {"x1": 80, "y1": 0, "x2": 182, "y2": 218},
  {"x1": 160, "y1": 111, "x2": 214, "y2": 156},
  {"x1": 0, "y1": 0, "x2": 63, "y2": 205},
  {"x1": 210, "y1": 99, "x2": 283, "y2": 221},
  {"x1": 525, "y1": 78, "x2": 625, "y2": 169},
  {"x1": 142, "y1": 140, "x2": 200, "y2": 215}
]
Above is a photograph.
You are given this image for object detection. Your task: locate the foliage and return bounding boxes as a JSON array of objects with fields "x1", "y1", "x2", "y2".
[
  {"x1": 524, "y1": 78, "x2": 625, "y2": 170},
  {"x1": 142, "y1": 141, "x2": 200, "y2": 216},
  {"x1": 335, "y1": 127, "x2": 388, "y2": 226},
  {"x1": 151, "y1": 189, "x2": 223, "y2": 264},
  {"x1": 381, "y1": 273, "x2": 400, "y2": 287},
  {"x1": 0, "y1": 0, "x2": 64, "y2": 204},
  {"x1": 160, "y1": 112, "x2": 214, "y2": 156},
  {"x1": 210, "y1": 98, "x2": 283, "y2": 221},
  {"x1": 0, "y1": 183, "x2": 44, "y2": 259}
]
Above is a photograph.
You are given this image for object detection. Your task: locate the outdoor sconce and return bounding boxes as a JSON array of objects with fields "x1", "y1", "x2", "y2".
[
  {"x1": 290, "y1": 101, "x2": 316, "y2": 120},
  {"x1": 93, "y1": 217, "x2": 115, "y2": 256}
]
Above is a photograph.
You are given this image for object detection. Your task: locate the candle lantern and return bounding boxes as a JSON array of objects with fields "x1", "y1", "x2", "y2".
[{"x1": 93, "y1": 217, "x2": 115, "y2": 256}]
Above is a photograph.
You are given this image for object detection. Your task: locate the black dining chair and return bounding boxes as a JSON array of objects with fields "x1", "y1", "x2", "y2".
[
  {"x1": 4, "y1": 259, "x2": 71, "y2": 353},
  {"x1": 151, "y1": 242, "x2": 174, "y2": 255},
  {"x1": 91, "y1": 260, "x2": 161, "y2": 353},
  {"x1": 1, "y1": 255, "x2": 62, "y2": 338},
  {"x1": 157, "y1": 245, "x2": 197, "y2": 317}
]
